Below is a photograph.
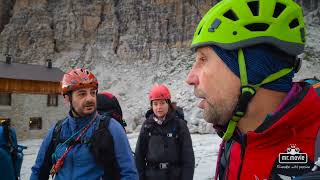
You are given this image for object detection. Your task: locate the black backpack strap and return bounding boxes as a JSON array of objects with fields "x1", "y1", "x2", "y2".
[
  {"x1": 139, "y1": 122, "x2": 154, "y2": 167},
  {"x1": 99, "y1": 114, "x2": 111, "y2": 129},
  {"x1": 99, "y1": 112, "x2": 127, "y2": 130},
  {"x1": 39, "y1": 119, "x2": 64, "y2": 180},
  {"x1": 90, "y1": 115, "x2": 120, "y2": 180}
]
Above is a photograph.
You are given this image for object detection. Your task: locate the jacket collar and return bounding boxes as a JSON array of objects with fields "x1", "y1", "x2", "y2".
[
  {"x1": 215, "y1": 82, "x2": 317, "y2": 141},
  {"x1": 146, "y1": 111, "x2": 176, "y2": 126},
  {"x1": 66, "y1": 111, "x2": 97, "y2": 132}
]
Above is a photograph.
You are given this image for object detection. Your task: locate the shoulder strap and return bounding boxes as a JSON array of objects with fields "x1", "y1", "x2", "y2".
[
  {"x1": 100, "y1": 112, "x2": 127, "y2": 130},
  {"x1": 139, "y1": 122, "x2": 154, "y2": 163},
  {"x1": 98, "y1": 114, "x2": 111, "y2": 130},
  {"x1": 93, "y1": 115, "x2": 120, "y2": 180},
  {"x1": 38, "y1": 119, "x2": 64, "y2": 180},
  {"x1": 172, "y1": 118, "x2": 180, "y2": 138}
]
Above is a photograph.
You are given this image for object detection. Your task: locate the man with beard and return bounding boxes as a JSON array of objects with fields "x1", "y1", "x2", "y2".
[
  {"x1": 30, "y1": 68, "x2": 138, "y2": 180},
  {"x1": 186, "y1": 0, "x2": 320, "y2": 179}
]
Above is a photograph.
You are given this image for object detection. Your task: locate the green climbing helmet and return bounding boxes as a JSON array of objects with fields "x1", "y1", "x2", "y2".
[{"x1": 191, "y1": 0, "x2": 305, "y2": 56}]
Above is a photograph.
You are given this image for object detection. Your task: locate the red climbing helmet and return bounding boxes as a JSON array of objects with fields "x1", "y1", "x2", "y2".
[
  {"x1": 149, "y1": 84, "x2": 171, "y2": 101},
  {"x1": 61, "y1": 68, "x2": 98, "y2": 95}
]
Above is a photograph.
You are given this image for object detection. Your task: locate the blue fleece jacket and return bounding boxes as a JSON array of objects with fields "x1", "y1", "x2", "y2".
[{"x1": 30, "y1": 112, "x2": 138, "y2": 180}]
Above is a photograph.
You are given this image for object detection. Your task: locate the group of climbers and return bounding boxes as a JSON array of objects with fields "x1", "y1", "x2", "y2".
[
  {"x1": 1, "y1": 0, "x2": 320, "y2": 179},
  {"x1": 29, "y1": 68, "x2": 193, "y2": 180}
]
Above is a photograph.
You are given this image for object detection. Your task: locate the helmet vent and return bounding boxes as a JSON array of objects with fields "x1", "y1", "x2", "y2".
[
  {"x1": 289, "y1": 18, "x2": 299, "y2": 29},
  {"x1": 198, "y1": 26, "x2": 203, "y2": 35},
  {"x1": 223, "y1": 9, "x2": 238, "y2": 21},
  {"x1": 273, "y1": 2, "x2": 286, "y2": 18},
  {"x1": 247, "y1": 1, "x2": 259, "y2": 16},
  {"x1": 245, "y1": 23, "x2": 269, "y2": 31}
]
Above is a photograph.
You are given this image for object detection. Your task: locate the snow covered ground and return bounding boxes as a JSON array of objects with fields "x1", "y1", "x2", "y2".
[{"x1": 20, "y1": 133, "x2": 221, "y2": 180}]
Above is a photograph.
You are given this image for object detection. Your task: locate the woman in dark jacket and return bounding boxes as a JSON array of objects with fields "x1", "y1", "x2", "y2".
[{"x1": 135, "y1": 84, "x2": 195, "y2": 180}]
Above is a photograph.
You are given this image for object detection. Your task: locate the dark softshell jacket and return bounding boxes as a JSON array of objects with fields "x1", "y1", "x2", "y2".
[{"x1": 135, "y1": 111, "x2": 195, "y2": 180}]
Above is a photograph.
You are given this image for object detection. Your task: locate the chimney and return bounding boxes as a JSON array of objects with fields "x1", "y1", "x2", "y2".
[
  {"x1": 5, "y1": 54, "x2": 11, "y2": 64},
  {"x1": 47, "y1": 59, "x2": 52, "y2": 68}
]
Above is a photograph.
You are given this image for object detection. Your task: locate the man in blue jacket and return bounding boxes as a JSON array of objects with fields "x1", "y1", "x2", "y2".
[{"x1": 30, "y1": 68, "x2": 138, "y2": 180}]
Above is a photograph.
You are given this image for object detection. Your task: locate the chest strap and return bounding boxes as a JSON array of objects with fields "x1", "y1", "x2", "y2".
[
  {"x1": 145, "y1": 161, "x2": 180, "y2": 169},
  {"x1": 58, "y1": 138, "x2": 91, "y2": 146},
  {"x1": 148, "y1": 131, "x2": 178, "y2": 138}
]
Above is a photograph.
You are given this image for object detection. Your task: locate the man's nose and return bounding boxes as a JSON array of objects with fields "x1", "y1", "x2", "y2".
[
  {"x1": 86, "y1": 93, "x2": 96, "y2": 102},
  {"x1": 186, "y1": 67, "x2": 199, "y2": 86}
]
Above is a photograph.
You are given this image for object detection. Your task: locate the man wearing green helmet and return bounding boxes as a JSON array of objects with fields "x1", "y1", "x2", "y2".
[{"x1": 186, "y1": 0, "x2": 320, "y2": 179}]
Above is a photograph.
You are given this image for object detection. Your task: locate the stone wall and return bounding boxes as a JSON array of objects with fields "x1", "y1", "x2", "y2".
[{"x1": 0, "y1": 93, "x2": 67, "y2": 139}]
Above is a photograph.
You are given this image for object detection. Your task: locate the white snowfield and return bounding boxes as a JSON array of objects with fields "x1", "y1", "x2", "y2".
[{"x1": 20, "y1": 133, "x2": 220, "y2": 180}]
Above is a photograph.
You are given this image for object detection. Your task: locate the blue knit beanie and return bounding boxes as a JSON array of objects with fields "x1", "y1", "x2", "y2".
[{"x1": 211, "y1": 45, "x2": 294, "y2": 92}]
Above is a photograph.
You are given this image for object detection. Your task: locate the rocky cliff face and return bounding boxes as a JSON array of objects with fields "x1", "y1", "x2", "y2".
[
  {"x1": 0, "y1": 0, "x2": 216, "y2": 66},
  {"x1": 0, "y1": 0, "x2": 319, "y2": 133},
  {"x1": 0, "y1": 0, "x2": 318, "y2": 65}
]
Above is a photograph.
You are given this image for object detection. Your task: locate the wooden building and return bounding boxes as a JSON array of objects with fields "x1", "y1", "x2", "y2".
[{"x1": 0, "y1": 57, "x2": 67, "y2": 139}]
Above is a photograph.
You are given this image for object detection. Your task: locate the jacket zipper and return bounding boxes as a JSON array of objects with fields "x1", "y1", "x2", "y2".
[
  {"x1": 223, "y1": 141, "x2": 233, "y2": 180},
  {"x1": 214, "y1": 143, "x2": 224, "y2": 180},
  {"x1": 237, "y1": 134, "x2": 247, "y2": 180}
]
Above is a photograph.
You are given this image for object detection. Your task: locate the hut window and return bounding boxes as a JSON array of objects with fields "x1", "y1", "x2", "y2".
[
  {"x1": 29, "y1": 117, "x2": 42, "y2": 130},
  {"x1": 0, "y1": 93, "x2": 11, "y2": 106},
  {"x1": 47, "y1": 94, "x2": 58, "y2": 106}
]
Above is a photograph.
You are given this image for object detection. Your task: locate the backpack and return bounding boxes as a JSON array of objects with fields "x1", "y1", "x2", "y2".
[
  {"x1": 0, "y1": 120, "x2": 26, "y2": 180},
  {"x1": 304, "y1": 77, "x2": 320, "y2": 95},
  {"x1": 38, "y1": 115, "x2": 121, "y2": 180},
  {"x1": 174, "y1": 107, "x2": 185, "y2": 122}
]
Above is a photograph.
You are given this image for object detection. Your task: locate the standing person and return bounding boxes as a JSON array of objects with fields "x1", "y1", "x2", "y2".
[
  {"x1": 135, "y1": 84, "x2": 195, "y2": 180},
  {"x1": 0, "y1": 119, "x2": 25, "y2": 180},
  {"x1": 30, "y1": 68, "x2": 138, "y2": 180},
  {"x1": 186, "y1": 0, "x2": 320, "y2": 179},
  {"x1": 97, "y1": 92, "x2": 127, "y2": 131}
]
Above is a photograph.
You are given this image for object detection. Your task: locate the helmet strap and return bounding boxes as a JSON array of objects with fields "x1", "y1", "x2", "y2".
[{"x1": 222, "y1": 48, "x2": 294, "y2": 141}]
